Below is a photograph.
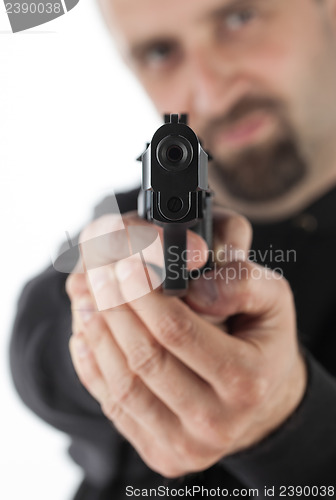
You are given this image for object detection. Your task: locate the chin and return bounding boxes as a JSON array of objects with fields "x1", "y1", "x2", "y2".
[{"x1": 211, "y1": 138, "x2": 308, "y2": 204}]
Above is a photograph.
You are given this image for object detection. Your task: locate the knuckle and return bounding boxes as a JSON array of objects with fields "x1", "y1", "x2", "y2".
[
  {"x1": 159, "y1": 467, "x2": 186, "y2": 479},
  {"x1": 157, "y1": 309, "x2": 197, "y2": 347},
  {"x1": 128, "y1": 341, "x2": 164, "y2": 377},
  {"x1": 173, "y1": 435, "x2": 197, "y2": 464},
  {"x1": 112, "y1": 373, "x2": 139, "y2": 406},
  {"x1": 216, "y1": 352, "x2": 238, "y2": 383},
  {"x1": 72, "y1": 355, "x2": 98, "y2": 392},
  {"x1": 266, "y1": 269, "x2": 295, "y2": 311},
  {"x1": 232, "y1": 372, "x2": 269, "y2": 409},
  {"x1": 278, "y1": 274, "x2": 293, "y2": 297},
  {"x1": 86, "y1": 323, "x2": 106, "y2": 350},
  {"x1": 71, "y1": 316, "x2": 80, "y2": 336},
  {"x1": 171, "y1": 436, "x2": 210, "y2": 473},
  {"x1": 220, "y1": 421, "x2": 242, "y2": 450},
  {"x1": 138, "y1": 446, "x2": 179, "y2": 478},
  {"x1": 232, "y1": 261, "x2": 260, "y2": 312},
  {"x1": 216, "y1": 345, "x2": 269, "y2": 409},
  {"x1": 239, "y1": 280, "x2": 255, "y2": 311},
  {"x1": 190, "y1": 408, "x2": 220, "y2": 440},
  {"x1": 80, "y1": 372, "x2": 97, "y2": 393},
  {"x1": 149, "y1": 457, "x2": 186, "y2": 479},
  {"x1": 101, "y1": 395, "x2": 123, "y2": 422}
]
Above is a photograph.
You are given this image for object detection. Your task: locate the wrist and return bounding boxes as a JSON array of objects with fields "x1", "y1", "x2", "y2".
[
  {"x1": 261, "y1": 349, "x2": 308, "y2": 443},
  {"x1": 238, "y1": 349, "x2": 308, "y2": 453}
]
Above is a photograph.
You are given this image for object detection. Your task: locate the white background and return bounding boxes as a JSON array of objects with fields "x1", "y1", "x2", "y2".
[{"x1": 0, "y1": 1, "x2": 160, "y2": 498}]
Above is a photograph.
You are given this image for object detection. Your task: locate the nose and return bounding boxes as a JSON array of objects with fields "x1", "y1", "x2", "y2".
[{"x1": 187, "y1": 47, "x2": 247, "y2": 120}]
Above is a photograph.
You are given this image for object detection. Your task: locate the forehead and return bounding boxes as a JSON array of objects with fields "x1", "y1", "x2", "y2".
[
  {"x1": 107, "y1": 0, "x2": 222, "y2": 23},
  {"x1": 104, "y1": 0, "x2": 238, "y2": 47}
]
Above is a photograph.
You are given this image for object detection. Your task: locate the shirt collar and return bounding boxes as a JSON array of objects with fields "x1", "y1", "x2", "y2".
[{"x1": 252, "y1": 185, "x2": 336, "y2": 236}]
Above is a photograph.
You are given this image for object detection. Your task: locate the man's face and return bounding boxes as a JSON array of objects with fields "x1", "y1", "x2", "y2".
[{"x1": 102, "y1": 0, "x2": 336, "y2": 205}]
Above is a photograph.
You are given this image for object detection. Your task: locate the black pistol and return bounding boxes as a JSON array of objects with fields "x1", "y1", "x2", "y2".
[{"x1": 138, "y1": 113, "x2": 213, "y2": 296}]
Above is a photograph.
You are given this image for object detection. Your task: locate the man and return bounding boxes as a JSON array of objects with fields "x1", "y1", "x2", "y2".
[{"x1": 10, "y1": 0, "x2": 336, "y2": 498}]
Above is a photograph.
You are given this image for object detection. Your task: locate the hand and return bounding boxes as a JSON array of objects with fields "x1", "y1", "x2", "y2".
[{"x1": 66, "y1": 210, "x2": 307, "y2": 478}]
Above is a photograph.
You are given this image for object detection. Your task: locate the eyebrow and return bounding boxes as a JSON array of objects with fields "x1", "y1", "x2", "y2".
[
  {"x1": 200, "y1": 0, "x2": 264, "y2": 23},
  {"x1": 129, "y1": 37, "x2": 178, "y2": 62}
]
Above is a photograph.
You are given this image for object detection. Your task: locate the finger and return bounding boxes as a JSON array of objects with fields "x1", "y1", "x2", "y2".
[
  {"x1": 113, "y1": 259, "x2": 249, "y2": 392},
  {"x1": 125, "y1": 214, "x2": 209, "y2": 271},
  {"x1": 66, "y1": 272, "x2": 88, "y2": 301},
  {"x1": 69, "y1": 333, "x2": 108, "y2": 402},
  {"x1": 186, "y1": 261, "x2": 294, "y2": 328},
  {"x1": 79, "y1": 213, "x2": 164, "y2": 270},
  {"x1": 87, "y1": 259, "x2": 152, "y2": 310},
  {"x1": 87, "y1": 267, "x2": 231, "y2": 438},
  {"x1": 110, "y1": 407, "x2": 192, "y2": 478},
  {"x1": 212, "y1": 207, "x2": 252, "y2": 263},
  {"x1": 73, "y1": 295, "x2": 183, "y2": 442},
  {"x1": 99, "y1": 293, "x2": 220, "y2": 430},
  {"x1": 79, "y1": 212, "x2": 208, "y2": 275},
  {"x1": 69, "y1": 332, "x2": 180, "y2": 476}
]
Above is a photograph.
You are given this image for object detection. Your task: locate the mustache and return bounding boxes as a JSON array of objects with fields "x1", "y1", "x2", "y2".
[{"x1": 200, "y1": 96, "x2": 284, "y2": 139}]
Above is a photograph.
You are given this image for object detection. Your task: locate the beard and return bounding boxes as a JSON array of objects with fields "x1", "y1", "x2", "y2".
[
  {"x1": 200, "y1": 97, "x2": 308, "y2": 203},
  {"x1": 212, "y1": 137, "x2": 307, "y2": 203}
]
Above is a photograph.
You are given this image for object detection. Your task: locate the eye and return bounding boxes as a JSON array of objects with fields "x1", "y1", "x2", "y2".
[
  {"x1": 142, "y1": 42, "x2": 179, "y2": 68},
  {"x1": 224, "y1": 8, "x2": 257, "y2": 32},
  {"x1": 147, "y1": 44, "x2": 173, "y2": 62}
]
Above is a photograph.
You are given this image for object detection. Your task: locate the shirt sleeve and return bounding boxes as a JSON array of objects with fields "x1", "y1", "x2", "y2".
[
  {"x1": 9, "y1": 264, "x2": 129, "y2": 488},
  {"x1": 221, "y1": 349, "x2": 336, "y2": 488},
  {"x1": 9, "y1": 190, "x2": 140, "y2": 489}
]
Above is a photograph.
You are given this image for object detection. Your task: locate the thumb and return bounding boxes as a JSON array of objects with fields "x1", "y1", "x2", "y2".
[
  {"x1": 212, "y1": 207, "x2": 252, "y2": 265},
  {"x1": 185, "y1": 260, "x2": 291, "y2": 328}
]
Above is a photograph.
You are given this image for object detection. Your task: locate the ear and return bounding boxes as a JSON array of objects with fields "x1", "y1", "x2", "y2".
[{"x1": 323, "y1": 0, "x2": 336, "y2": 22}]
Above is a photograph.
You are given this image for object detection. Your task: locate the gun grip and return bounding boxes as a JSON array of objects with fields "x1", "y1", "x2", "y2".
[{"x1": 163, "y1": 225, "x2": 188, "y2": 296}]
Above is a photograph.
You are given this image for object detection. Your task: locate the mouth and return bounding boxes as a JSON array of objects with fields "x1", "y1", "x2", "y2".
[{"x1": 212, "y1": 111, "x2": 277, "y2": 153}]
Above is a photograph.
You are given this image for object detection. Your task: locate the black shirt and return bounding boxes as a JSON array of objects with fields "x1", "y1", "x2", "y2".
[{"x1": 9, "y1": 187, "x2": 336, "y2": 499}]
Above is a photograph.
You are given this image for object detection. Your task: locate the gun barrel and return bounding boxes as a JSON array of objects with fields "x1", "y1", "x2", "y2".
[{"x1": 138, "y1": 114, "x2": 213, "y2": 295}]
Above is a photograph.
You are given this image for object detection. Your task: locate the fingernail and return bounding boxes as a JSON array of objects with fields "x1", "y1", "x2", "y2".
[
  {"x1": 115, "y1": 260, "x2": 135, "y2": 282},
  {"x1": 74, "y1": 336, "x2": 90, "y2": 358}
]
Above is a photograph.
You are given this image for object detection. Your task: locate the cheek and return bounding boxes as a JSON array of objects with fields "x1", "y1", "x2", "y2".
[
  {"x1": 274, "y1": 31, "x2": 336, "y2": 140},
  {"x1": 260, "y1": 12, "x2": 336, "y2": 131},
  {"x1": 241, "y1": 31, "x2": 305, "y2": 98},
  {"x1": 238, "y1": 32, "x2": 324, "y2": 131},
  {"x1": 297, "y1": 44, "x2": 336, "y2": 136}
]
